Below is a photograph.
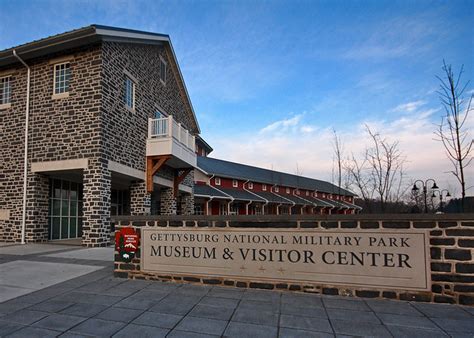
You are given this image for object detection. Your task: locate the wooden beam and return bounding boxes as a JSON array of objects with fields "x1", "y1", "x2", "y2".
[
  {"x1": 146, "y1": 155, "x2": 171, "y2": 193},
  {"x1": 173, "y1": 168, "x2": 192, "y2": 197}
]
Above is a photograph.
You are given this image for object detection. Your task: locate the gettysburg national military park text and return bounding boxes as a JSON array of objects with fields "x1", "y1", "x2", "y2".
[{"x1": 141, "y1": 229, "x2": 430, "y2": 290}]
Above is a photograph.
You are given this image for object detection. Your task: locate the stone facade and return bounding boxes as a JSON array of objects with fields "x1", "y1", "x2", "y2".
[
  {"x1": 0, "y1": 38, "x2": 197, "y2": 244},
  {"x1": 113, "y1": 214, "x2": 474, "y2": 306},
  {"x1": 129, "y1": 181, "x2": 151, "y2": 216},
  {"x1": 160, "y1": 188, "x2": 177, "y2": 215}
]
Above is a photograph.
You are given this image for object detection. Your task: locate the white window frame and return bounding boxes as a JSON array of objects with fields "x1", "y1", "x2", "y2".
[
  {"x1": 124, "y1": 75, "x2": 136, "y2": 111},
  {"x1": 232, "y1": 180, "x2": 238, "y2": 188},
  {"x1": 274, "y1": 186, "x2": 279, "y2": 193},
  {"x1": 159, "y1": 56, "x2": 167, "y2": 85},
  {"x1": 53, "y1": 62, "x2": 71, "y2": 98},
  {"x1": 215, "y1": 177, "x2": 221, "y2": 186},
  {"x1": 0, "y1": 76, "x2": 11, "y2": 108},
  {"x1": 286, "y1": 187, "x2": 290, "y2": 194},
  {"x1": 248, "y1": 182, "x2": 253, "y2": 190},
  {"x1": 262, "y1": 184, "x2": 267, "y2": 191},
  {"x1": 306, "y1": 191, "x2": 309, "y2": 196}
]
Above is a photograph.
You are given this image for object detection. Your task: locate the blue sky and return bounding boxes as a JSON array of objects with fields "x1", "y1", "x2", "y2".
[{"x1": 1, "y1": 0, "x2": 473, "y2": 194}]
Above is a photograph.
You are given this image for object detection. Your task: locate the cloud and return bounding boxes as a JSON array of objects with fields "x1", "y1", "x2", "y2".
[
  {"x1": 391, "y1": 100, "x2": 427, "y2": 113},
  {"x1": 342, "y1": 15, "x2": 441, "y2": 60},
  {"x1": 209, "y1": 103, "x2": 474, "y2": 197},
  {"x1": 259, "y1": 115, "x2": 304, "y2": 134}
]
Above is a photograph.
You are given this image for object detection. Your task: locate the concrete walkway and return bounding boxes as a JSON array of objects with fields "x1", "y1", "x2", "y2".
[{"x1": 0, "y1": 244, "x2": 473, "y2": 337}]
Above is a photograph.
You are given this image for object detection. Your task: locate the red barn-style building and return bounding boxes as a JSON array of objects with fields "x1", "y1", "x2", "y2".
[{"x1": 193, "y1": 138, "x2": 360, "y2": 216}]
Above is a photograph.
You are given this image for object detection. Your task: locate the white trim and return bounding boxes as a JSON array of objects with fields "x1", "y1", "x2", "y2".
[
  {"x1": 248, "y1": 182, "x2": 253, "y2": 190},
  {"x1": 232, "y1": 179, "x2": 238, "y2": 188},
  {"x1": 0, "y1": 103, "x2": 11, "y2": 110},
  {"x1": 0, "y1": 209, "x2": 10, "y2": 221},
  {"x1": 51, "y1": 92, "x2": 69, "y2": 100},
  {"x1": 215, "y1": 177, "x2": 221, "y2": 186},
  {"x1": 48, "y1": 55, "x2": 74, "y2": 65},
  {"x1": 31, "y1": 158, "x2": 89, "y2": 172}
]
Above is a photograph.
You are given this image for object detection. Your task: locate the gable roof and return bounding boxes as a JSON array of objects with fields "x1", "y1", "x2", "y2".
[
  {"x1": 197, "y1": 156, "x2": 356, "y2": 197},
  {"x1": 0, "y1": 24, "x2": 200, "y2": 134}
]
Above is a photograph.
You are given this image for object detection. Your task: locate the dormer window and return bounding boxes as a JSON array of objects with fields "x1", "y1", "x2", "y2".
[
  {"x1": 306, "y1": 191, "x2": 309, "y2": 196},
  {"x1": 53, "y1": 63, "x2": 71, "y2": 95},
  {"x1": 275, "y1": 187, "x2": 279, "y2": 193},
  {"x1": 286, "y1": 188, "x2": 290, "y2": 194},
  {"x1": 262, "y1": 184, "x2": 267, "y2": 191},
  {"x1": 248, "y1": 182, "x2": 253, "y2": 190},
  {"x1": 232, "y1": 180, "x2": 238, "y2": 188},
  {"x1": 215, "y1": 177, "x2": 221, "y2": 186}
]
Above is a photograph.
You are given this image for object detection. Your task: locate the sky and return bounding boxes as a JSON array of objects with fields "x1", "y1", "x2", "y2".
[{"x1": 1, "y1": 0, "x2": 473, "y2": 197}]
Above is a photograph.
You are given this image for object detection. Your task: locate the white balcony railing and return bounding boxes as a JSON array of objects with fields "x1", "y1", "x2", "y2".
[{"x1": 148, "y1": 116, "x2": 195, "y2": 152}]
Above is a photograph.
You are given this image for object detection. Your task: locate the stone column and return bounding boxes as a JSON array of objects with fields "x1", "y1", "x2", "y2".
[
  {"x1": 160, "y1": 187, "x2": 177, "y2": 215},
  {"x1": 25, "y1": 172, "x2": 49, "y2": 242},
  {"x1": 130, "y1": 181, "x2": 151, "y2": 215},
  {"x1": 82, "y1": 158, "x2": 111, "y2": 247},
  {"x1": 181, "y1": 193, "x2": 194, "y2": 215}
]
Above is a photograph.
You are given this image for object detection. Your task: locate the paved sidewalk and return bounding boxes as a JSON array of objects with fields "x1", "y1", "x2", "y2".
[{"x1": 0, "y1": 245, "x2": 473, "y2": 337}]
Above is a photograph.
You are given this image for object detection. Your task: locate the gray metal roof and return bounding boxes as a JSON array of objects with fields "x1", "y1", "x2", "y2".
[
  {"x1": 216, "y1": 188, "x2": 266, "y2": 202},
  {"x1": 251, "y1": 191, "x2": 293, "y2": 204},
  {"x1": 0, "y1": 24, "x2": 200, "y2": 134},
  {"x1": 194, "y1": 184, "x2": 231, "y2": 199},
  {"x1": 197, "y1": 156, "x2": 356, "y2": 196}
]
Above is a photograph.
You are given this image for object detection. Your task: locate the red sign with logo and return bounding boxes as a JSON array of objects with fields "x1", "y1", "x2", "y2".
[{"x1": 115, "y1": 227, "x2": 139, "y2": 262}]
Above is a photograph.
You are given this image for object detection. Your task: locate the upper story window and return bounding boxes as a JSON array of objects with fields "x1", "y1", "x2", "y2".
[
  {"x1": 124, "y1": 76, "x2": 135, "y2": 110},
  {"x1": 232, "y1": 180, "x2": 238, "y2": 188},
  {"x1": 53, "y1": 63, "x2": 71, "y2": 95},
  {"x1": 286, "y1": 187, "x2": 290, "y2": 194},
  {"x1": 248, "y1": 182, "x2": 253, "y2": 190},
  {"x1": 160, "y1": 57, "x2": 167, "y2": 85},
  {"x1": 0, "y1": 76, "x2": 11, "y2": 106},
  {"x1": 274, "y1": 186, "x2": 279, "y2": 193},
  {"x1": 215, "y1": 177, "x2": 221, "y2": 186},
  {"x1": 306, "y1": 191, "x2": 309, "y2": 196},
  {"x1": 262, "y1": 184, "x2": 267, "y2": 191}
]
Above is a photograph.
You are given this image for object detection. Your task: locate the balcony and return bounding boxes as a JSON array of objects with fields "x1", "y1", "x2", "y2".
[{"x1": 146, "y1": 116, "x2": 197, "y2": 168}]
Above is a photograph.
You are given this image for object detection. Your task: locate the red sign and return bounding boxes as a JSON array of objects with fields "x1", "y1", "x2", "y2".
[{"x1": 115, "y1": 227, "x2": 139, "y2": 253}]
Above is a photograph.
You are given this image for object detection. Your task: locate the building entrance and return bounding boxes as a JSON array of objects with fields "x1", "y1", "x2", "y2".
[{"x1": 48, "y1": 178, "x2": 83, "y2": 240}]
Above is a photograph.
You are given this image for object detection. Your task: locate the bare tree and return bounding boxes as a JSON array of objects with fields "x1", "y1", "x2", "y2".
[
  {"x1": 434, "y1": 61, "x2": 473, "y2": 211},
  {"x1": 332, "y1": 129, "x2": 343, "y2": 196},
  {"x1": 344, "y1": 125, "x2": 408, "y2": 212}
]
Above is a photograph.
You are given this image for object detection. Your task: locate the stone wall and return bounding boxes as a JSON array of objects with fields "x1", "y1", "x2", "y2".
[
  {"x1": 113, "y1": 214, "x2": 474, "y2": 305},
  {"x1": 0, "y1": 45, "x2": 103, "y2": 242}
]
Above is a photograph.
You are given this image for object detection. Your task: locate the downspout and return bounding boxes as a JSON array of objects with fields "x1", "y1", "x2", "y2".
[
  {"x1": 208, "y1": 175, "x2": 233, "y2": 215},
  {"x1": 243, "y1": 180, "x2": 267, "y2": 215},
  {"x1": 13, "y1": 50, "x2": 30, "y2": 245},
  {"x1": 206, "y1": 197, "x2": 213, "y2": 215}
]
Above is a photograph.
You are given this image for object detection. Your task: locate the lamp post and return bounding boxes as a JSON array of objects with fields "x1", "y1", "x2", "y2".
[
  {"x1": 431, "y1": 189, "x2": 451, "y2": 212},
  {"x1": 412, "y1": 179, "x2": 439, "y2": 213}
]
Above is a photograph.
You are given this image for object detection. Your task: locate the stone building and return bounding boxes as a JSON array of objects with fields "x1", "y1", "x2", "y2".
[
  {"x1": 0, "y1": 25, "x2": 358, "y2": 246},
  {"x1": 0, "y1": 25, "x2": 199, "y2": 246}
]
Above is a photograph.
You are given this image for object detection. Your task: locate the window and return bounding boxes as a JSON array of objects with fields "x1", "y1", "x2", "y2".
[
  {"x1": 232, "y1": 180, "x2": 238, "y2": 188},
  {"x1": 262, "y1": 184, "x2": 267, "y2": 191},
  {"x1": 53, "y1": 63, "x2": 71, "y2": 94},
  {"x1": 0, "y1": 76, "x2": 11, "y2": 105},
  {"x1": 124, "y1": 76, "x2": 135, "y2": 109},
  {"x1": 215, "y1": 177, "x2": 221, "y2": 186},
  {"x1": 286, "y1": 188, "x2": 290, "y2": 194},
  {"x1": 248, "y1": 182, "x2": 253, "y2": 190},
  {"x1": 275, "y1": 187, "x2": 279, "y2": 193},
  {"x1": 306, "y1": 191, "x2": 309, "y2": 196},
  {"x1": 160, "y1": 57, "x2": 167, "y2": 84}
]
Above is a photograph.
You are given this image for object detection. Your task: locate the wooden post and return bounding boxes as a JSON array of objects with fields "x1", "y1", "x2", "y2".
[
  {"x1": 146, "y1": 155, "x2": 171, "y2": 193},
  {"x1": 173, "y1": 168, "x2": 192, "y2": 197}
]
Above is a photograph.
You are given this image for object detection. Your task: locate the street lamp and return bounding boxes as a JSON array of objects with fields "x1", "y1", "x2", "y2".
[
  {"x1": 431, "y1": 189, "x2": 451, "y2": 212},
  {"x1": 412, "y1": 179, "x2": 439, "y2": 213}
]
